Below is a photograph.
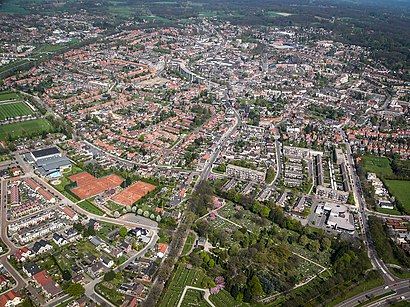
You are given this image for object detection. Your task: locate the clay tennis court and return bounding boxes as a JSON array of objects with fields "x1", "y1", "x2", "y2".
[
  {"x1": 69, "y1": 172, "x2": 96, "y2": 186},
  {"x1": 111, "y1": 181, "x2": 156, "y2": 206},
  {"x1": 70, "y1": 173, "x2": 124, "y2": 200}
]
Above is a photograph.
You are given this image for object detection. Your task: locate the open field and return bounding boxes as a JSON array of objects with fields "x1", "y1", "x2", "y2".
[
  {"x1": 111, "y1": 181, "x2": 156, "y2": 206},
  {"x1": 361, "y1": 156, "x2": 393, "y2": 177},
  {"x1": 0, "y1": 101, "x2": 33, "y2": 120},
  {"x1": 384, "y1": 180, "x2": 410, "y2": 213},
  {"x1": 77, "y1": 199, "x2": 105, "y2": 216},
  {"x1": 0, "y1": 119, "x2": 52, "y2": 140}
]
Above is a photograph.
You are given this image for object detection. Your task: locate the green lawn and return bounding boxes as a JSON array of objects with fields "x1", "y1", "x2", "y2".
[
  {"x1": 376, "y1": 207, "x2": 402, "y2": 215},
  {"x1": 182, "y1": 289, "x2": 211, "y2": 307},
  {"x1": 361, "y1": 156, "x2": 393, "y2": 177},
  {"x1": 181, "y1": 232, "x2": 196, "y2": 256},
  {"x1": 104, "y1": 200, "x2": 124, "y2": 212},
  {"x1": 0, "y1": 91, "x2": 19, "y2": 101},
  {"x1": 77, "y1": 200, "x2": 105, "y2": 216},
  {"x1": 0, "y1": 102, "x2": 33, "y2": 120},
  {"x1": 210, "y1": 289, "x2": 242, "y2": 307},
  {"x1": 96, "y1": 279, "x2": 124, "y2": 305},
  {"x1": 385, "y1": 180, "x2": 410, "y2": 213},
  {"x1": 0, "y1": 119, "x2": 52, "y2": 140}
]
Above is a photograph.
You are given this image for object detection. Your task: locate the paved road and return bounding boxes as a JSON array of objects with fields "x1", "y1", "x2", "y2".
[
  {"x1": 196, "y1": 108, "x2": 241, "y2": 185},
  {"x1": 0, "y1": 179, "x2": 28, "y2": 292},
  {"x1": 272, "y1": 139, "x2": 283, "y2": 185},
  {"x1": 344, "y1": 141, "x2": 397, "y2": 284},
  {"x1": 336, "y1": 278, "x2": 410, "y2": 307}
]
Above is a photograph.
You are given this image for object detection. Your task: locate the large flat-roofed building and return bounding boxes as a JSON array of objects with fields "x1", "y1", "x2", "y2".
[
  {"x1": 25, "y1": 147, "x2": 71, "y2": 177},
  {"x1": 316, "y1": 202, "x2": 355, "y2": 233},
  {"x1": 226, "y1": 164, "x2": 266, "y2": 183},
  {"x1": 31, "y1": 147, "x2": 61, "y2": 162}
]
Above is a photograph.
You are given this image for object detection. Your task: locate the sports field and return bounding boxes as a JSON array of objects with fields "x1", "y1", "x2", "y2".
[
  {"x1": 70, "y1": 173, "x2": 124, "y2": 199},
  {"x1": 111, "y1": 181, "x2": 156, "y2": 206},
  {"x1": 0, "y1": 119, "x2": 52, "y2": 140},
  {"x1": 69, "y1": 172, "x2": 96, "y2": 186},
  {"x1": 384, "y1": 180, "x2": 410, "y2": 213},
  {"x1": 0, "y1": 91, "x2": 19, "y2": 101},
  {"x1": 0, "y1": 101, "x2": 33, "y2": 120}
]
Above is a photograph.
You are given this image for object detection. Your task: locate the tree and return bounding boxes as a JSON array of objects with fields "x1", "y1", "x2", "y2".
[
  {"x1": 73, "y1": 222, "x2": 83, "y2": 233},
  {"x1": 65, "y1": 283, "x2": 85, "y2": 298},
  {"x1": 21, "y1": 298, "x2": 33, "y2": 307},
  {"x1": 104, "y1": 270, "x2": 116, "y2": 281},
  {"x1": 298, "y1": 234, "x2": 308, "y2": 246},
  {"x1": 321, "y1": 237, "x2": 331, "y2": 251},
  {"x1": 309, "y1": 240, "x2": 320, "y2": 253},
  {"x1": 119, "y1": 227, "x2": 127, "y2": 237},
  {"x1": 62, "y1": 270, "x2": 72, "y2": 281},
  {"x1": 261, "y1": 205, "x2": 270, "y2": 218},
  {"x1": 249, "y1": 275, "x2": 264, "y2": 296}
]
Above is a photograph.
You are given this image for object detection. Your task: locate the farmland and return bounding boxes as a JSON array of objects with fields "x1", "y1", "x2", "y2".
[
  {"x1": 0, "y1": 101, "x2": 33, "y2": 120},
  {"x1": 384, "y1": 180, "x2": 410, "y2": 213},
  {"x1": 0, "y1": 119, "x2": 52, "y2": 140}
]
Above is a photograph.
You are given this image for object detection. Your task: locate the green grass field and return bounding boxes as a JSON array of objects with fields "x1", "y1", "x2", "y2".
[
  {"x1": 361, "y1": 156, "x2": 393, "y2": 177},
  {"x1": 77, "y1": 200, "x2": 105, "y2": 216},
  {"x1": 0, "y1": 119, "x2": 52, "y2": 140},
  {"x1": 384, "y1": 180, "x2": 410, "y2": 213},
  {"x1": 181, "y1": 232, "x2": 196, "y2": 256},
  {"x1": 182, "y1": 289, "x2": 211, "y2": 307},
  {"x1": 0, "y1": 91, "x2": 19, "y2": 101},
  {"x1": 160, "y1": 264, "x2": 242, "y2": 307},
  {"x1": 0, "y1": 102, "x2": 33, "y2": 120}
]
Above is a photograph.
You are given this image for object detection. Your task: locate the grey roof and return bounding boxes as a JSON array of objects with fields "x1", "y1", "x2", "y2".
[
  {"x1": 31, "y1": 147, "x2": 60, "y2": 159},
  {"x1": 36, "y1": 156, "x2": 70, "y2": 171}
]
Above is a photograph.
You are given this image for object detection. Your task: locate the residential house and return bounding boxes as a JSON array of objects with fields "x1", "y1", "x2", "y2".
[
  {"x1": 88, "y1": 261, "x2": 104, "y2": 277},
  {"x1": 53, "y1": 233, "x2": 68, "y2": 246},
  {"x1": 16, "y1": 247, "x2": 32, "y2": 262},
  {"x1": 157, "y1": 243, "x2": 168, "y2": 258},
  {"x1": 33, "y1": 270, "x2": 62, "y2": 298},
  {"x1": 0, "y1": 291, "x2": 23, "y2": 307},
  {"x1": 112, "y1": 248, "x2": 123, "y2": 258},
  {"x1": 63, "y1": 228, "x2": 82, "y2": 242},
  {"x1": 101, "y1": 256, "x2": 114, "y2": 268},
  {"x1": 23, "y1": 262, "x2": 41, "y2": 277},
  {"x1": 32, "y1": 239, "x2": 53, "y2": 255},
  {"x1": 0, "y1": 275, "x2": 8, "y2": 288}
]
